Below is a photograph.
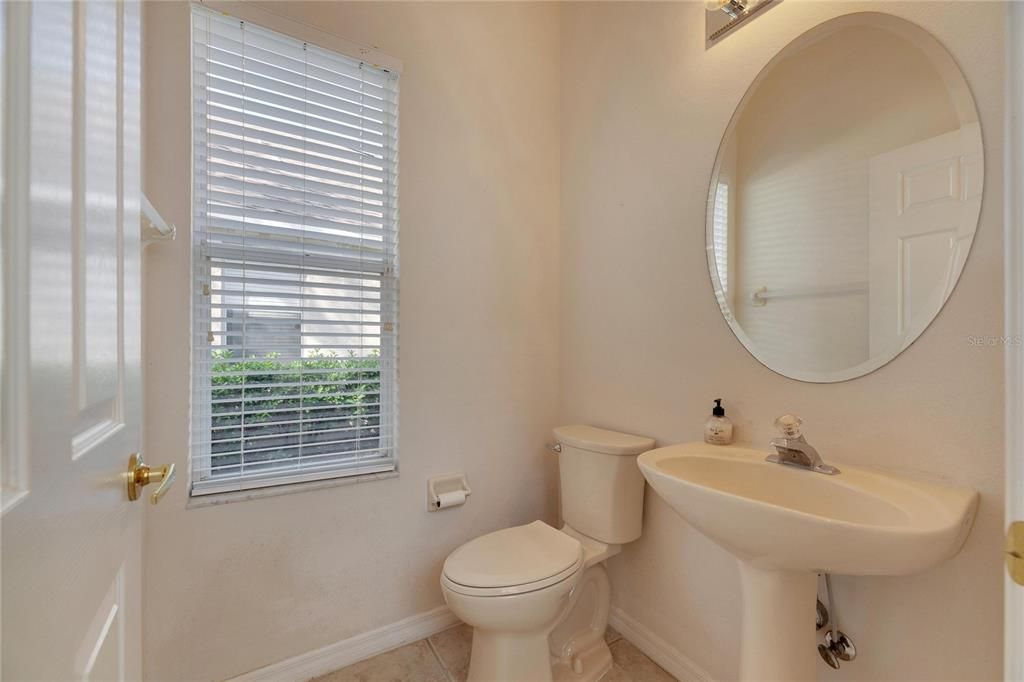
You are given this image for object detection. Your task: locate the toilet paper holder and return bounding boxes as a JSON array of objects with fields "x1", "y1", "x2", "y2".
[{"x1": 427, "y1": 472, "x2": 472, "y2": 512}]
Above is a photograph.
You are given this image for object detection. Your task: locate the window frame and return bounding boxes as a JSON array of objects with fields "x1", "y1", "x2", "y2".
[{"x1": 189, "y1": 2, "x2": 401, "y2": 498}]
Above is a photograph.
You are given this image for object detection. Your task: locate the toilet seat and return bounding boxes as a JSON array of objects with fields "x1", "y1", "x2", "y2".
[
  {"x1": 441, "y1": 560, "x2": 582, "y2": 597},
  {"x1": 442, "y1": 521, "x2": 583, "y2": 597}
]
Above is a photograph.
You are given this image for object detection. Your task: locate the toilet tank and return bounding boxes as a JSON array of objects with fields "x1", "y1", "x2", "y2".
[{"x1": 553, "y1": 425, "x2": 655, "y2": 545}]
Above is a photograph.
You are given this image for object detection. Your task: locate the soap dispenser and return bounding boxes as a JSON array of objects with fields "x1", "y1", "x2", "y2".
[{"x1": 704, "y1": 399, "x2": 733, "y2": 445}]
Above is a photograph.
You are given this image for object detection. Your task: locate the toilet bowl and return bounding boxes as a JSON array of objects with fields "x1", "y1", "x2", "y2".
[{"x1": 440, "y1": 425, "x2": 654, "y2": 682}]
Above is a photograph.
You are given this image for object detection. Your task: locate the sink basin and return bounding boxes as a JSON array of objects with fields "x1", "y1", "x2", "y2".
[
  {"x1": 637, "y1": 442, "x2": 978, "y2": 680},
  {"x1": 638, "y1": 442, "x2": 977, "y2": 574}
]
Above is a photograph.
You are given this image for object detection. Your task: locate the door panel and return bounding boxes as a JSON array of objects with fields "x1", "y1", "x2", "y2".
[
  {"x1": 73, "y1": 0, "x2": 127, "y2": 456},
  {"x1": 2, "y1": 2, "x2": 142, "y2": 680},
  {"x1": 898, "y1": 227, "x2": 958, "y2": 333},
  {"x1": 868, "y1": 122, "x2": 983, "y2": 357},
  {"x1": 75, "y1": 568, "x2": 126, "y2": 682}
]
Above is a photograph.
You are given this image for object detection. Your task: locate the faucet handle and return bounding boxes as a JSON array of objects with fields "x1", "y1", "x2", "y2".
[{"x1": 774, "y1": 414, "x2": 803, "y2": 438}]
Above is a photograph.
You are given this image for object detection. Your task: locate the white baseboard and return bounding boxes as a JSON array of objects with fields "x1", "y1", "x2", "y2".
[
  {"x1": 609, "y1": 606, "x2": 714, "y2": 682},
  {"x1": 228, "y1": 605, "x2": 461, "y2": 682},
  {"x1": 226, "y1": 601, "x2": 709, "y2": 682}
]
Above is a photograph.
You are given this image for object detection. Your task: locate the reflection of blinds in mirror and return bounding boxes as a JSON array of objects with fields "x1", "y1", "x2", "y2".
[{"x1": 712, "y1": 182, "x2": 729, "y2": 296}]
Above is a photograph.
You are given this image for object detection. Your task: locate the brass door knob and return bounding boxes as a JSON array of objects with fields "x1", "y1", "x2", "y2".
[
  {"x1": 126, "y1": 453, "x2": 176, "y2": 504},
  {"x1": 1008, "y1": 521, "x2": 1024, "y2": 587}
]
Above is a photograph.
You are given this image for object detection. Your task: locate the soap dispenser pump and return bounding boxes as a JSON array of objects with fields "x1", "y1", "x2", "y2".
[{"x1": 704, "y1": 399, "x2": 734, "y2": 445}]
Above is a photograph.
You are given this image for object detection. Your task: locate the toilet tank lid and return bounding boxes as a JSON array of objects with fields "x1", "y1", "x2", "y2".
[{"x1": 553, "y1": 425, "x2": 655, "y2": 456}]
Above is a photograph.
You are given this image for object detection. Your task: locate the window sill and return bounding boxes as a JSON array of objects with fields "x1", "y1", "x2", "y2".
[{"x1": 185, "y1": 469, "x2": 399, "y2": 509}]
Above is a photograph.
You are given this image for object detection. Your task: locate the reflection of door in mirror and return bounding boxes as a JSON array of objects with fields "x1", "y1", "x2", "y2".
[{"x1": 868, "y1": 122, "x2": 983, "y2": 358}]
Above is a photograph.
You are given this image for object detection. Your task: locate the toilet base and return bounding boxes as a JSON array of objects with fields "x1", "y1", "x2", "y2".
[
  {"x1": 551, "y1": 638, "x2": 613, "y2": 682},
  {"x1": 548, "y1": 564, "x2": 613, "y2": 682},
  {"x1": 467, "y1": 629, "x2": 555, "y2": 682}
]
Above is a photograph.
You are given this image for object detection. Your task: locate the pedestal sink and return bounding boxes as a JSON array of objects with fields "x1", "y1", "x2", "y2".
[{"x1": 637, "y1": 442, "x2": 978, "y2": 681}]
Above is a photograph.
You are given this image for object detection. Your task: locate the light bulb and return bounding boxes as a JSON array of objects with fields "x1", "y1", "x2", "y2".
[{"x1": 706, "y1": 0, "x2": 751, "y2": 19}]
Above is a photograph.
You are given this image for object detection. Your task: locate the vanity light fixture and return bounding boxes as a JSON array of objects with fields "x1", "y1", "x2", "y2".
[
  {"x1": 705, "y1": 0, "x2": 779, "y2": 48},
  {"x1": 706, "y1": 0, "x2": 748, "y2": 19}
]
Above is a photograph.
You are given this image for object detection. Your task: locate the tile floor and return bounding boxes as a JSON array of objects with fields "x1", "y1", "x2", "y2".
[{"x1": 312, "y1": 623, "x2": 677, "y2": 682}]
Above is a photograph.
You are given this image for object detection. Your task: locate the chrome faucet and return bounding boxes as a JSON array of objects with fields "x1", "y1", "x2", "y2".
[{"x1": 766, "y1": 415, "x2": 840, "y2": 475}]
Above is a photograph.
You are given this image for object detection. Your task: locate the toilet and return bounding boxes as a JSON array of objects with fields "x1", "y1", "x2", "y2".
[{"x1": 441, "y1": 425, "x2": 654, "y2": 682}]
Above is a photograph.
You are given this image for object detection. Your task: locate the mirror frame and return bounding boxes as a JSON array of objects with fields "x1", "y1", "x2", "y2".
[{"x1": 705, "y1": 12, "x2": 984, "y2": 383}]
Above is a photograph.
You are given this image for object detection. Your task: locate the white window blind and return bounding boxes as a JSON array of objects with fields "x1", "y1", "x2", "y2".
[
  {"x1": 712, "y1": 181, "x2": 729, "y2": 297},
  {"x1": 190, "y1": 5, "x2": 399, "y2": 496}
]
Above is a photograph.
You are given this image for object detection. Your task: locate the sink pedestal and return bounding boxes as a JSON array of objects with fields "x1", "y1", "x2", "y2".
[
  {"x1": 738, "y1": 563, "x2": 817, "y2": 681},
  {"x1": 637, "y1": 443, "x2": 979, "y2": 680}
]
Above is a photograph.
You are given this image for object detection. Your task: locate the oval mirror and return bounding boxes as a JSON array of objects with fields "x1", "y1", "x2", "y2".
[{"x1": 707, "y1": 13, "x2": 983, "y2": 382}]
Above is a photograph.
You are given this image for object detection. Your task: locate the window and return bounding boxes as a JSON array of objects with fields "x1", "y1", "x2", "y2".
[
  {"x1": 225, "y1": 308, "x2": 302, "y2": 357},
  {"x1": 190, "y1": 6, "x2": 399, "y2": 495},
  {"x1": 712, "y1": 181, "x2": 729, "y2": 298}
]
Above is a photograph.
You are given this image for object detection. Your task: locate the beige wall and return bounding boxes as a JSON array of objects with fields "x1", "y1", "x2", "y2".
[
  {"x1": 560, "y1": 2, "x2": 1004, "y2": 681},
  {"x1": 142, "y1": 2, "x2": 560, "y2": 680}
]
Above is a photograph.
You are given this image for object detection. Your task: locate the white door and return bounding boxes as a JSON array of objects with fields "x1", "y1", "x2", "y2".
[
  {"x1": 2, "y1": 1, "x2": 148, "y2": 679},
  {"x1": 1007, "y1": 4, "x2": 1024, "y2": 678},
  {"x1": 867, "y1": 122, "x2": 983, "y2": 358}
]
